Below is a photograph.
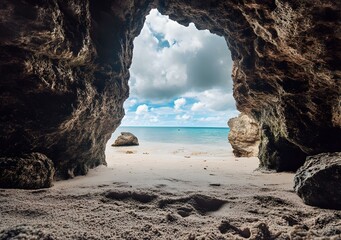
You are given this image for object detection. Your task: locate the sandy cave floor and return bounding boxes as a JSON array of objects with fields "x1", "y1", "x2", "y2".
[{"x1": 0, "y1": 142, "x2": 340, "y2": 239}]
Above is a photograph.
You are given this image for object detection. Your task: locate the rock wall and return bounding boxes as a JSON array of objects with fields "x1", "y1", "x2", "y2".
[
  {"x1": 0, "y1": 0, "x2": 153, "y2": 179},
  {"x1": 0, "y1": 0, "x2": 340, "y2": 184},
  {"x1": 228, "y1": 114, "x2": 260, "y2": 157},
  {"x1": 158, "y1": 0, "x2": 341, "y2": 171}
]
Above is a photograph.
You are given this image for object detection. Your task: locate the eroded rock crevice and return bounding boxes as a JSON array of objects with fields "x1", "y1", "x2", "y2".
[{"x1": 0, "y1": 0, "x2": 340, "y2": 186}]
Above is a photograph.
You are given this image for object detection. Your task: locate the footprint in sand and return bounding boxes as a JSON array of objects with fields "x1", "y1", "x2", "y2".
[
  {"x1": 191, "y1": 152, "x2": 208, "y2": 156},
  {"x1": 104, "y1": 190, "x2": 158, "y2": 204},
  {"x1": 209, "y1": 183, "x2": 221, "y2": 187},
  {"x1": 158, "y1": 194, "x2": 227, "y2": 215}
]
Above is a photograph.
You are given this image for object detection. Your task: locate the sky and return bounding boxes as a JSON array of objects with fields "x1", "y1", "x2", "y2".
[{"x1": 121, "y1": 9, "x2": 239, "y2": 127}]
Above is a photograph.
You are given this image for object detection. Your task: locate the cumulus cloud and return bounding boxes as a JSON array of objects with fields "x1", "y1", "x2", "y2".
[
  {"x1": 174, "y1": 98, "x2": 186, "y2": 110},
  {"x1": 129, "y1": 9, "x2": 233, "y2": 101},
  {"x1": 120, "y1": 9, "x2": 238, "y2": 127},
  {"x1": 186, "y1": 89, "x2": 236, "y2": 111},
  {"x1": 124, "y1": 98, "x2": 137, "y2": 109},
  {"x1": 191, "y1": 102, "x2": 205, "y2": 111},
  {"x1": 136, "y1": 104, "x2": 149, "y2": 115},
  {"x1": 198, "y1": 116, "x2": 222, "y2": 122},
  {"x1": 149, "y1": 116, "x2": 159, "y2": 123},
  {"x1": 176, "y1": 114, "x2": 191, "y2": 121}
]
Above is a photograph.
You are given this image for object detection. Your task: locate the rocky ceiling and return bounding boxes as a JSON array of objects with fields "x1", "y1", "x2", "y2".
[{"x1": 0, "y1": 0, "x2": 340, "y2": 183}]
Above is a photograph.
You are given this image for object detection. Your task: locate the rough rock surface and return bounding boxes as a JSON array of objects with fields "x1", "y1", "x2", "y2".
[
  {"x1": 158, "y1": 0, "x2": 341, "y2": 171},
  {"x1": 0, "y1": 153, "x2": 54, "y2": 189},
  {"x1": 294, "y1": 152, "x2": 341, "y2": 210},
  {"x1": 0, "y1": 0, "x2": 340, "y2": 183},
  {"x1": 228, "y1": 114, "x2": 260, "y2": 157},
  {"x1": 112, "y1": 132, "x2": 139, "y2": 146}
]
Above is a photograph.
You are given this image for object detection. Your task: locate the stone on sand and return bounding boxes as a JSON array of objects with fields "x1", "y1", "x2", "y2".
[
  {"x1": 112, "y1": 132, "x2": 139, "y2": 146},
  {"x1": 294, "y1": 152, "x2": 341, "y2": 210},
  {"x1": 228, "y1": 114, "x2": 260, "y2": 157},
  {"x1": 0, "y1": 153, "x2": 55, "y2": 189}
]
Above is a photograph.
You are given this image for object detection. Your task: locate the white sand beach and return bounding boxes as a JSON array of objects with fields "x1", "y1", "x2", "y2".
[{"x1": 0, "y1": 140, "x2": 340, "y2": 239}]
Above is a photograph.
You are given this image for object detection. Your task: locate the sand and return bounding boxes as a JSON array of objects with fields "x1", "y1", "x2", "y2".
[{"x1": 0, "y1": 140, "x2": 340, "y2": 239}]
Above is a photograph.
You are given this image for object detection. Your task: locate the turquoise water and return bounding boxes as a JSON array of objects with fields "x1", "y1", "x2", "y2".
[{"x1": 111, "y1": 126, "x2": 230, "y2": 146}]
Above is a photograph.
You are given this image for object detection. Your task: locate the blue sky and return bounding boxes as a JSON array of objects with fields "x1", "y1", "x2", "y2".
[{"x1": 121, "y1": 9, "x2": 239, "y2": 127}]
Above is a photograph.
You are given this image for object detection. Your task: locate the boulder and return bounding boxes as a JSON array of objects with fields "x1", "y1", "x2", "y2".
[
  {"x1": 228, "y1": 114, "x2": 260, "y2": 157},
  {"x1": 112, "y1": 132, "x2": 139, "y2": 146},
  {"x1": 294, "y1": 152, "x2": 341, "y2": 210},
  {"x1": 0, "y1": 153, "x2": 55, "y2": 189}
]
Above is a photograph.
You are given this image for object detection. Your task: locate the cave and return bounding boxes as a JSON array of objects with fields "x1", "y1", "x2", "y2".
[
  {"x1": 0, "y1": 1, "x2": 340, "y2": 185},
  {"x1": 1, "y1": 1, "x2": 341, "y2": 238}
]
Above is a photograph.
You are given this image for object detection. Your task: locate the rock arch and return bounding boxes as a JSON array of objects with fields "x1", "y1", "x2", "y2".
[{"x1": 0, "y1": 0, "x2": 340, "y2": 181}]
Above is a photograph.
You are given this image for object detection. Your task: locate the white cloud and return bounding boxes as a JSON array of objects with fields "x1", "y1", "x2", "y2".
[
  {"x1": 191, "y1": 102, "x2": 205, "y2": 111},
  {"x1": 119, "y1": 9, "x2": 238, "y2": 127},
  {"x1": 136, "y1": 104, "x2": 149, "y2": 115},
  {"x1": 149, "y1": 116, "x2": 159, "y2": 123},
  {"x1": 129, "y1": 9, "x2": 233, "y2": 101},
  {"x1": 150, "y1": 106, "x2": 173, "y2": 114},
  {"x1": 129, "y1": 99, "x2": 137, "y2": 106},
  {"x1": 176, "y1": 114, "x2": 191, "y2": 121},
  {"x1": 198, "y1": 116, "x2": 222, "y2": 122},
  {"x1": 124, "y1": 98, "x2": 137, "y2": 110},
  {"x1": 182, "y1": 114, "x2": 191, "y2": 120},
  {"x1": 185, "y1": 89, "x2": 236, "y2": 111},
  {"x1": 174, "y1": 98, "x2": 186, "y2": 110}
]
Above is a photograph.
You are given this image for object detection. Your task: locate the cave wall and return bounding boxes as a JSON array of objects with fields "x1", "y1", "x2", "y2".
[
  {"x1": 0, "y1": 0, "x2": 154, "y2": 179},
  {"x1": 0, "y1": 0, "x2": 340, "y2": 181},
  {"x1": 158, "y1": 0, "x2": 341, "y2": 170}
]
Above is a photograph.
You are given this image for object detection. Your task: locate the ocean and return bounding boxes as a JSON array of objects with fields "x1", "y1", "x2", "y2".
[{"x1": 111, "y1": 126, "x2": 230, "y2": 146}]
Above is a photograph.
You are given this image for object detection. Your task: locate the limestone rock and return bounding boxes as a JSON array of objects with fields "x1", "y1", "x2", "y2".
[
  {"x1": 0, "y1": 153, "x2": 55, "y2": 189},
  {"x1": 294, "y1": 152, "x2": 341, "y2": 210},
  {"x1": 112, "y1": 132, "x2": 139, "y2": 146},
  {"x1": 228, "y1": 114, "x2": 260, "y2": 157}
]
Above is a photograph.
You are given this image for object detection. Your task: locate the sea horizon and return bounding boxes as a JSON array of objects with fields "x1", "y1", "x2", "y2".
[
  {"x1": 112, "y1": 126, "x2": 230, "y2": 146},
  {"x1": 120, "y1": 125, "x2": 229, "y2": 128}
]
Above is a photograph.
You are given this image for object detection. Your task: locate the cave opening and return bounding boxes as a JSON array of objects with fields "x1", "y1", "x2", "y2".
[
  {"x1": 107, "y1": 9, "x2": 239, "y2": 165},
  {"x1": 104, "y1": 9, "x2": 256, "y2": 187},
  {"x1": 121, "y1": 9, "x2": 238, "y2": 128}
]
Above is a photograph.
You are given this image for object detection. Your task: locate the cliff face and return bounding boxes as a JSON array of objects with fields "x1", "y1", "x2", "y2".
[{"x1": 0, "y1": 0, "x2": 340, "y2": 182}]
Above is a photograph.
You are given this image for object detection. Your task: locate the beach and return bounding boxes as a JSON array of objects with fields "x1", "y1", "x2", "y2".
[{"x1": 0, "y1": 138, "x2": 340, "y2": 239}]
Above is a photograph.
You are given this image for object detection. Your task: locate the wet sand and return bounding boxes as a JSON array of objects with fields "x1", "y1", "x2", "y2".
[{"x1": 0, "y1": 141, "x2": 340, "y2": 239}]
